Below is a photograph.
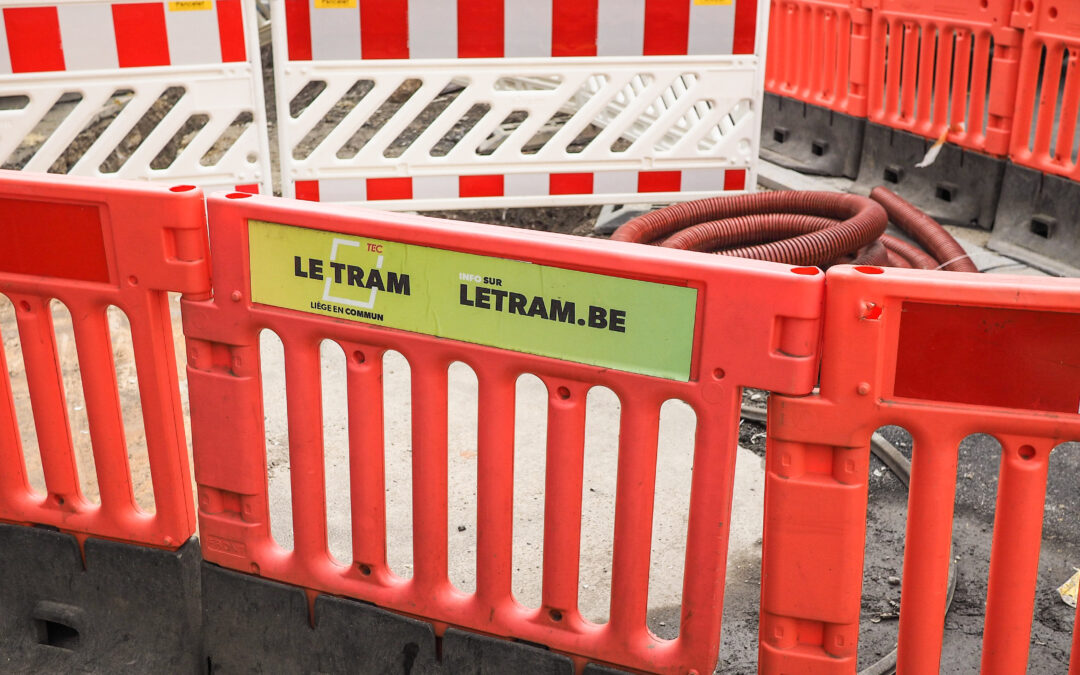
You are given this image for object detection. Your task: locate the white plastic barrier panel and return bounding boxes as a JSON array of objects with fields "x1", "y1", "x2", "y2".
[
  {"x1": 270, "y1": 0, "x2": 769, "y2": 210},
  {"x1": 0, "y1": 0, "x2": 272, "y2": 194}
]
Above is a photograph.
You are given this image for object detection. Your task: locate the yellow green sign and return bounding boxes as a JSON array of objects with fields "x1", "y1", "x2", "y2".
[{"x1": 248, "y1": 220, "x2": 698, "y2": 381}]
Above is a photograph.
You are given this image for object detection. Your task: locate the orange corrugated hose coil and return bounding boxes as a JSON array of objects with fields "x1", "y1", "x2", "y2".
[{"x1": 612, "y1": 187, "x2": 978, "y2": 273}]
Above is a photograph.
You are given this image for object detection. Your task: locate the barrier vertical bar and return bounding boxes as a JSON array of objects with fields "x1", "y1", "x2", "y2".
[
  {"x1": 1071, "y1": 600, "x2": 1080, "y2": 675},
  {"x1": 411, "y1": 352, "x2": 449, "y2": 594},
  {"x1": 980, "y1": 439, "x2": 1051, "y2": 674},
  {"x1": 608, "y1": 394, "x2": 660, "y2": 636},
  {"x1": 680, "y1": 388, "x2": 741, "y2": 666},
  {"x1": 14, "y1": 295, "x2": 82, "y2": 507},
  {"x1": 1033, "y1": 44, "x2": 1065, "y2": 161},
  {"x1": 347, "y1": 344, "x2": 388, "y2": 573},
  {"x1": 1055, "y1": 58, "x2": 1080, "y2": 165},
  {"x1": 473, "y1": 363, "x2": 515, "y2": 612},
  {"x1": 540, "y1": 382, "x2": 587, "y2": 618},
  {"x1": 0, "y1": 320, "x2": 28, "y2": 507},
  {"x1": 127, "y1": 291, "x2": 194, "y2": 541},
  {"x1": 69, "y1": 305, "x2": 134, "y2": 516},
  {"x1": 285, "y1": 340, "x2": 329, "y2": 564},
  {"x1": 950, "y1": 31, "x2": 972, "y2": 133},
  {"x1": 896, "y1": 429, "x2": 961, "y2": 674}
]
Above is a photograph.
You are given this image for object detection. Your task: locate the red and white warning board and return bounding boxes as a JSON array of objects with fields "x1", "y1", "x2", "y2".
[
  {"x1": 271, "y1": 0, "x2": 767, "y2": 209},
  {"x1": 0, "y1": 0, "x2": 271, "y2": 193}
]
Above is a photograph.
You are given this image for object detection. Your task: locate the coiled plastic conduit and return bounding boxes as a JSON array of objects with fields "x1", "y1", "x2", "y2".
[{"x1": 612, "y1": 187, "x2": 977, "y2": 272}]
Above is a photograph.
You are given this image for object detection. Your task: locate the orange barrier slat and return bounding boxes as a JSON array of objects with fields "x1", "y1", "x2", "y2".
[
  {"x1": 762, "y1": 264, "x2": 1080, "y2": 673},
  {"x1": 345, "y1": 343, "x2": 388, "y2": 572},
  {"x1": 896, "y1": 429, "x2": 960, "y2": 673},
  {"x1": 980, "y1": 436, "x2": 1051, "y2": 674},
  {"x1": 184, "y1": 190, "x2": 825, "y2": 674}
]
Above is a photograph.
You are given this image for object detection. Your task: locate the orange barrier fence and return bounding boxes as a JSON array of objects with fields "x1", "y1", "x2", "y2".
[
  {"x1": 761, "y1": 264, "x2": 1080, "y2": 673},
  {"x1": 765, "y1": 0, "x2": 871, "y2": 117},
  {"x1": 865, "y1": 0, "x2": 1020, "y2": 156},
  {"x1": 1010, "y1": 0, "x2": 1080, "y2": 180},
  {"x1": 767, "y1": 0, "x2": 1022, "y2": 155},
  {"x1": 0, "y1": 171, "x2": 207, "y2": 549},
  {"x1": 180, "y1": 191, "x2": 825, "y2": 674}
]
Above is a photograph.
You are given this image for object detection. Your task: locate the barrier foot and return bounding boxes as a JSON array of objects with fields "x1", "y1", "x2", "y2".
[
  {"x1": 0, "y1": 523, "x2": 202, "y2": 673},
  {"x1": 202, "y1": 562, "x2": 440, "y2": 673},
  {"x1": 852, "y1": 123, "x2": 1003, "y2": 229},
  {"x1": 989, "y1": 163, "x2": 1080, "y2": 277},
  {"x1": 760, "y1": 93, "x2": 865, "y2": 179}
]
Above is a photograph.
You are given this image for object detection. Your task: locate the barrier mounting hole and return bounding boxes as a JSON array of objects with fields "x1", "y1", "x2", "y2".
[
  {"x1": 1018, "y1": 445, "x2": 1036, "y2": 460},
  {"x1": 855, "y1": 266, "x2": 884, "y2": 275},
  {"x1": 35, "y1": 619, "x2": 79, "y2": 650},
  {"x1": 713, "y1": 368, "x2": 725, "y2": 380},
  {"x1": 359, "y1": 564, "x2": 372, "y2": 576},
  {"x1": 18, "y1": 300, "x2": 31, "y2": 312},
  {"x1": 549, "y1": 609, "x2": 563, "y2": 622},
  {"x1": 556, "y1": 386, "x2": 571, "y2": 400},
  {"x1": 352, "y1": 350, "x2": 366, "y2": 365}
]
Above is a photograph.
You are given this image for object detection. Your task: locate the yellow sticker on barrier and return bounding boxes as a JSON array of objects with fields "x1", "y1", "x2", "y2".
[
  {"x1": 248, "y1": 221, "x2": 698, "y2": 381},
  {"x1": 315, "y1": 0, "x2": 358, "y2": 8},
  {"x1": 693, "y1": 0, "x2": 733, "y2": 5},
  {"x1": 169, "y1": 1, "x2": 212, "y2": 10}
]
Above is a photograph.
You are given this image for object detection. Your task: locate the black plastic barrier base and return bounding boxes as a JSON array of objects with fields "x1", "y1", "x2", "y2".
[
  {"x1": 989, "y1": 163, "x2": 1080, "y2": 277},
  {"x1": 760, "y1": 93, "x2": 865, "y2": 178},
  {"x1": 203, "y1": 563, "x2": 575, "y2": 674},
  {"x1": 443, "y1": 628, "x2": 573, "y2": 674},
  {"x1": 0, "y1": 523, "x2": 203, "y2": 674},
  {"x1": 852, "y1": 123, "x2": 1004, "y2": 229}
]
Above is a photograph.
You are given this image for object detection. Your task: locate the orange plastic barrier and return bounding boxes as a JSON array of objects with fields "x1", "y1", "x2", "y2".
[
  {"x1": 765, "y1": 0, "x2": 871, "y2": 116},
  {"x1": 1010, "y1": 0, "x2": 1080, "y2": 180},
  {"x1": 865, "y1": 0, "x2": 1021, "y2": 155},
  {"x1": 183, "y1": 191, "x2": 825, "y2": 674},
  {"x1": 0, "y1": 170, "x2": 208, "y2": 549},
  {"x1": 760, "y1": 264, "x2": 1080, "y2": 673}
]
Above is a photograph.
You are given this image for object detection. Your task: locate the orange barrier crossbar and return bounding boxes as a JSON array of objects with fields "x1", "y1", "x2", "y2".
[
  {"x1": 866, "y1": 0, "x2": 1021, "y2": 156},
  {"x1": 765, "y1": 0, "x2": 871, "y2": 116},
  {"x1": 0, "y1": 170, "x2": 208, "y2": 549},
  {"x1": 182, "y1": 191, "x2": 825, "y2": 674},
  {"x1": 761, "y1": 264, "x2": 1080, "y2": 674}
]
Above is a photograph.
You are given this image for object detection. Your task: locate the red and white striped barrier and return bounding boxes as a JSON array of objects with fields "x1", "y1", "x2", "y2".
[
  {"x1": 271, "y1": 0, "x2": 767, "y2": 210},
  {"x1": 296, "y1": 167, "x2": 747, "y2": 205},
  {"x1": 283, "y1": 0, "x2": 758, "y2": 61},
  {"x1": 0, "y1": 0, "x2": 271, "y2": 193}
]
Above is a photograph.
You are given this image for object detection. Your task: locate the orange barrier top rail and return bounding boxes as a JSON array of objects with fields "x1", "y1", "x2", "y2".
[
  {"x1": 1010, "y1": 0, "x2": 1080, "y2": 180},
  {"x1": 865, "y1": 0, "x2": 1021, "y2": 155},
  {"x1": 0, "y1": 170, "x2": 208, "y2": 549},
  {"x1": 765, "y1": 0, "x2": 872, "y2": 117},
  {"x1": 181, "y1": 191, "x2": 825, "y2": 674},
  {"x1": 761, "y1": 264, "x2": 1080, "y2": 674}
]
